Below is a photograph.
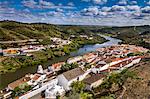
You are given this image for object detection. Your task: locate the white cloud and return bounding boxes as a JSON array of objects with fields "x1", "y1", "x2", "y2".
[
  {"x1": 23, "y1": 8, "x2": 30, "y2": 13},
  {"x1": 67, "y1": 2, "x2": 74, "y2": 6},
  {"x1": 101, "y1": 7, "x2": 111, "y2": 12},
  {"x1": 22, "y1": 0, "x2": 75, "y2": 9},
  {"x1": 47, "y1": 11, "x2": 64, "y2": 17},
  {"x1": 141, "y1": 6, "x2": 150, "y2": 13},
  {"x1": 39, "y1": 0, "x2": 54, "y2": 7},
  {"x1": 126, "y1": 5, "x2": 140, "y2": 12},
  {"x1": 147, "y1": 1, "x2": 150, "y2": 5},
  {"x1": 130, "y1": 1, "x2": 137, "y2": 5},
  {"x1": 0, "y1": 7, "x2": 16, "y2": 14},
  {"x1": 56, "y1": 8, "x2": 63, "y2": 12},
  {"x1": 82, "y1": 7, "x2": 99, "y2": 16},
  {"x1": 21, "y1": 0, "x2": 37, "y2": 8},
  {"x1": 57, "y1": 13, "x2": 150, "y2": 26},
  {"x1": 98, "y1": 11, "x2": 107, "y2": 16},
  {"x1": 132, "y1": 12, "x2": 141, "y2": 17},
  {"x1": 93, "y1": 0, "x2": 107, "y2": 4},
  {"x1": 117, "y1": 0, "x2": 127, "y2": 5},
  {"x1": 2, "y1": 0, "x2": 150, "y2": 26},
  {"x1": 111, "y1": 5, "x2": 126, "y2": 11},
  {"x1": 81, "y1": 0, "x2": 107, "y2": 4}
]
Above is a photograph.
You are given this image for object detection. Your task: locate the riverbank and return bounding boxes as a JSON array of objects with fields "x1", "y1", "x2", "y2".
[
  {"x1": 0, "y1": 35, "x2": 121, "y2": 89},
  {"x1": 97, "y1": 26, "x2": 150, "y2": 49},
  {"x1": 0, "y1": 35, "x2": 106, "y2": 74}
]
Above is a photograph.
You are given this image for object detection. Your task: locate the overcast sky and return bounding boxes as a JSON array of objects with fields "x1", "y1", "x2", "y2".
[{"x1": 0, "y1": 0, "x2": 150, "y2": 26}]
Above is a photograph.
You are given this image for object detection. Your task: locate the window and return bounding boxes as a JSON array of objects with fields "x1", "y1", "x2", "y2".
[{"x1": 77, "y1": 77, "x2": 79, "y2": 81}]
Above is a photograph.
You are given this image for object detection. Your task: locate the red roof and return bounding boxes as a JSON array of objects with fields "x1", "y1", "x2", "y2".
[
  {"x1": 109, "y1": 56, "x2": 141, "y2": 68},
  {"x1": 52, "y1": 62, "x2": 65, "y2": 69},
  {"x1": 32, "y1": 74, "x2": 40, "y2": 81},
  {"x1": 111, "y1": 58, "x2": 124, "y2": 62},
  {"x1": 96, "y1": 64, "x2": 105, "y2": 68}
]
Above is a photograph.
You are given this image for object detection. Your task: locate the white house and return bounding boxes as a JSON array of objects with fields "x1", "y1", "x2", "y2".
[
  {"x1": 83, "y1": 52, "x2": 98, "y2": 63},
  {"x1": 67, "y1": 56, "x2": 83, "y2": 64},
  {"x1": 45, "y1": 85, "x2": 65, "y2": 99},
  {"x1": 57, "y1": 67, "x2": 89, "y2": 91},
  {"x1": 92, "y1": 56, "x2": 142, "y2": 74},
  {"x1": 19, "y1": 79, "x2": 58, "y2": 99},
  {"x1": 92, "y1": 58, "x2": 127, "y2": 74}
]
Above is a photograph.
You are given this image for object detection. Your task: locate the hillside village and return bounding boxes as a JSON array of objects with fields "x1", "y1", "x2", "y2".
[
  {"x1": 1, "y1": 44, "x2": 149, "y2": 99},
  {"x1": 0, "y1": 37, "x2": 72, "y2": 56}
]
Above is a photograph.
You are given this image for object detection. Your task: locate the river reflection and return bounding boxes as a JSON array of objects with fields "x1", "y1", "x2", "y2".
[{"x1": 70, "y1": 35, "x2": 122, "y2": 56}]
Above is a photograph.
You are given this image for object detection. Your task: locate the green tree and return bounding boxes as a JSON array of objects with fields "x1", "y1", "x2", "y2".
[
  {"x1": 61, "y1": 63, "x2": 78, "y2": 72},
  {"x1": 63, "y1": 46, "x2": 70, "y2": 54},
  {"x1": 100, "y1": 69, "x2": 137, "y2": 89},
  {"x1": 61, "y1": 63, "x2": 71, "y2": 72},
  {"x1": 80, "y1": 92, "x2": 93, "y2": 99},
  {"x1": 71, "y1": 81, "x2": 85, "y2": 93},
  {"x1": 71, "y1": 63, "x2": 78, "y2": 69}
]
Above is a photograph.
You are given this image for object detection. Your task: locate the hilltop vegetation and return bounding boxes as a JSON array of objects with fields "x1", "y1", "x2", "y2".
[
  {"x1": 0, "y1": 21, "x2": 62, "y2": 41},
  {"x1": 0, "y1": 21, "x2": 97, "y2": 42}
]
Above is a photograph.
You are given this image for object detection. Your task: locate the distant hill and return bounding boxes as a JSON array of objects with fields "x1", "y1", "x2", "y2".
[
  {"x1": 0, "y1": 21, "x2": 149, "y2": 49},
  {"x1": 0, "y1": 21, "x2": 63, "y2": 41},
  {"x1": 0, "y1": 21, "x2": 95, "y2": 41},
  {"x1": 87, "y1": 25, "x2": 150, "y2": 49}
]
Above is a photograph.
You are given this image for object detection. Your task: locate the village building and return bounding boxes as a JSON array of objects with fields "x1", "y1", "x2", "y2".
[
  {"x1": 4, "y1": 44, "x2": 148, "y2": 99},
  {"x1": 45, "y1": 84, "x2": 65, "y2": 99},
  {"x1": 67, "y1": 56, "x2": 83, "y2": 64},
  {"x1": 83, "y1": 73, "x2": 105, "y2": 90},
  {"x1": 3, "y1": 48, "x2": 20, "y2": 56},
  {"x1": 83, "y1": 52, "x2": 98, "y2": 63},
  {"x1": 8, "y1": 76, "x2": 31, "y2": 90},
  {"x1": 50, "y1": 62, "x2": 65, "y2": 72},
  {"x1": 57, "y1": 67, "x2": 89, "y2": 90}
]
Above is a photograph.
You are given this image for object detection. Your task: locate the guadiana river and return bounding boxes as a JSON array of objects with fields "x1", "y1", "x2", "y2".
[{"x1": 0, "y1": 35, "x2": 122, "y2": 89}]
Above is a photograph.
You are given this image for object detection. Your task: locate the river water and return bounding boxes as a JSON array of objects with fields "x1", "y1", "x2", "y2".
[{"x1": 0, "y1": 35, "x2": 122, "y2": 89}]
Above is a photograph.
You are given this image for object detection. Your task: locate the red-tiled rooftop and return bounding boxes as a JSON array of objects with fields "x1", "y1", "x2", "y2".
[
  {"x1": 96, "y1": 64, "x2": 105, "y2": 68},
  {"x1": 32, "y1": 74, "x2": 40, "y2": 81},
  {"x1": 111, "y1": 58, "x2": 124, "y2": 62},
  {"x1": 52, "y1": 62, "x2": 65, "y2": 69},
  {"x1": 8, "y1": 77, "x2": 31, "y2": 90},
  {"x1": 109, "y1": 56, "x2": 141, "y2": 68}
]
